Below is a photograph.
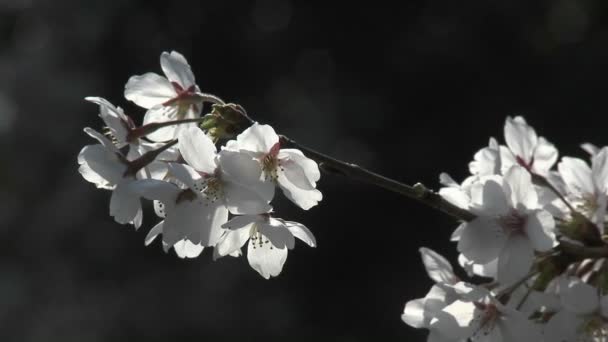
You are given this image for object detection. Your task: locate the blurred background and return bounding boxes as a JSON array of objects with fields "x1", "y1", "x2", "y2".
[{"x1": 2, "y1": 0, "x2": 608, "y2": 340}]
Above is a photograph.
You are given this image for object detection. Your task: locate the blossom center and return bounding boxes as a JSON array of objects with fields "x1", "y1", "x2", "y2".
[
  {"x1": 262, "y1": 142, "x2": 282, "y2": 181},
  {"x1": 497, "y1": 210, "x2": 527, "y2": 234},
  {"x1": 249, "y1": 224, "x2": 273, "y2": 250},
  {"x1": 474, "y1": 302, "x2": 500, "y2": 337}
]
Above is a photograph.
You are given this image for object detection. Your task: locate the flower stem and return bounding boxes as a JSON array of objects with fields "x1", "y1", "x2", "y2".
[{"x1": 127, "y1": 117, "x2": 209, "y2": 142}]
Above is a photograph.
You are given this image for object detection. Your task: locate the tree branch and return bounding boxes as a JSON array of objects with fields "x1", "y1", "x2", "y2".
[
  {"x1": 278, "y1": 135, "x2": 475, "y2": 222},
  {"x1": 278, "y1": 135, "x2": 608, "y2": 259}
]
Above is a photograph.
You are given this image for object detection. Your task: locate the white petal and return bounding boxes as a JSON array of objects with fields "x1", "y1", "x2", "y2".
[
  {"x1": 109, "y1": 181, "x2": 142, "y2": 227},
  {"x1": 439, "y1": 187, "x2": 470, "y2": 210},
  {"x1": 592, "y1": 147, "x2": 608, "y2": 193},
  {"x1": 524, "y1": 210, "x2": 556, "y2": 252},
  {"x1": 131, "y1": 179, "x2": 179, "y2": 205},
  {"x1": 234, "y1": 123, "x2": 279, "y2": 153},
  {"x1": 218, "y1": 149, "x2": 274, "y2": 202},
  {"x1": 258, "y1": 219, "x2": 295, "y2": 250},
  {"x1": 142, "y1": 106, "x2": 180, "y2": 142},
  {"x1": 457, "y1": 218, "x2": 506, "y2": 264},
  {"x1": 215, "y1": 228, "x2": 251, "y2": 257},
  {"x1": 581, "y1": 143, "x2": 599, "y2": 156},
  {"x1": 160, "y1": 51, "x2": 195, "y2": 88},
  {"x1": 532, "y1": 137, "x2": 558, "y2": 175},
  {"x1": 167, "y1": 163, "x2": 200, "y2": 191},
  {"x1": 497, "y1": 234, "x2": 534, "y2": 285},
  {"x1": 173, "y1": 239, "x2": 204, "y2": 259},
  {"x1": 419, "y1": 247, "x2": 457, "y2": 284},
  {"x1": 223, "y1": 180, "x2": 272, "y2": 215},
  {"x1": 504, "y1": 116, "x2": 537, "y2": 162},
  {"x1": 430, "y1": 300, "x2": 479, "y2": 339},
  {"x1": 78, "y1": 145, "x2": 119, "y2": 188},
  {"x1": 145, "y1": 221, "x2": 164, "y2": 246},
  {"x1": 124, "y1": 72, "x2": 175, "y2": 109},
  {"x1": 470, "y1": 178, "x2": 510, "y2": 217},
  {"x1": 284, "y1": 221, "x2": 316, "y2": 247},
  {"x1": 559, "y1": 277, "x2": 599, "y2": 315},
  {"x1": 503, "y1": 166, "x2": 537, "y2": 209},
  {"x1": 402, "y1": 298, "x2": 428, "y2": 329},
  {"x1": 85, "y1": 97, "x2": 131, "y2": 146},
  {"x1": 247, "y1": 240, "x2": 288, "y2": 279},
  {"x1": 178, "y1": 127, "x2": 217, "y2": 174},
  {"x1": 278, "y1": 149, "x2": 320, "y2": 185},
  {"x1": 162, "y1": 199, "x2": 227, "y2": 247},
  {"x1": 84, "y1": 127, "x2": 121, "y2": 154},
  {"x1": 221, "y1": 214, "x2": 260, "y2": 230},
  {"x1": 543, "y1": 310, "x2": 582, "y2": 342},
  {"x1": 277, "y1": 170, "x2": 322, "y2": 210},
  {"x1": 558, "y1": 157, "x2": 594, "y2": 196}
]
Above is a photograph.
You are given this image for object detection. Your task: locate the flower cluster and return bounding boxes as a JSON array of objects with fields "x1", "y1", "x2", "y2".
[
  {"x1": 403, "y1": 116, "x2": 608, "y2": 341},
  {"x1": 77, "y1": 51, "x2": 320, "y2": 278}
]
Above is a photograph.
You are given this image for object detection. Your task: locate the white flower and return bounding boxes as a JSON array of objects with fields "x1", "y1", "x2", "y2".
[
  {"x1": 77, "y1": 127, "x2": 143, "y2": 228},
  {"x1": 558, "y1": 147, "x2": 608, "y2": 229},
  {"x1": 500, "y1": 116, "x2": 558, "y2": 176},
  {"x1": 457, "y1": 166, "x2": 557, "y2": 284},
  {"x1": 133, "y1": 167, "x2": 228, "y2": 251},
  {"x1": 544, "y1": 277, "x2": 608, "y2": 342},
  {"x1": 402, "y1": 248, "x2": 463, "y2": 342},
  {"x1": 221, "y1": 123, "x2": 322, "y2": 210},
  {"x1": 124, "y1": 51, "x2": 202, "y2": 142},
  {"x1": 469, "y1": 137, "x2": 501, "y2": 177},
  {"x1": 430, "y1": 285, "x2": 542, "y2": 342},
  {"x1": 215, "y1": 214, "x2": 316, "y2": 279},
  {"x1": 176, "y1": 127, "x2": 272, "y2": 215},
  {"x1": 85, "y1": 97, "x2": 136, "y2": 149}
]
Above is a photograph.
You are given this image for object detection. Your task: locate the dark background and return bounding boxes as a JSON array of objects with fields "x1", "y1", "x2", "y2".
[{"x1": 1, "y1": 0, "x2": 608, "y2": 340}]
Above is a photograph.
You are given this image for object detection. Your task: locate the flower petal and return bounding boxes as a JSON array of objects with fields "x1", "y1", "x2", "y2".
[
  {"x1": 457, "y1": 217, "x2": 506, "y2": 264},
  {"x1": 173, "y1": 239, "x2": 204, "y2": 259},
  {"x1": 223, "y1": 181, "x2": 272, "y2": 215},
  {"x1": 532, "y1": 137, "x2": 558, "y2": 175},
  {"x1": 142, "y1": 106, "x2": 180, "y2": 142},
  {"x1": 124, "y1": 72, "x2": 175, "y2": 108},
  {"x1": 504, "y1": 116, "x2": 537, "y2": 162},
  {"x1": 109, "y1": 181, "x2": 142, "y2": 228},
  {"x1": 277, "y1": 169, "x2": 322, "y2": 210},
  {"x1": 524, "y1": 210, "x2": 557, "y2": 252},
  {"x1": 504, "y1": 166, "x2": 537, "y2": 209},
  {"x1": 215, "y1": 228, "x2": 251, "y2": 257},
  {"x1": 558, "y1": 157, "x2": 593, "y2": 196},
  {"x1": 247, "y1": 239, "x2": 288, "y2": 279},
  {"x1": 258, "y1": 218, "x2": 295, "y2": 250},
  {"x1": 420, "y1": 247, "x2": 457, "y2": 285},
  {"x1": 278, "y1": 149, "x2": 320, "y2": 185},
  {"x1": 234, "y1": 123, "x2": 279, "y2": 154},
  {"x1": 178, "y1": 127, "x2": 217, "y2": 174},
  {"x1": 160, "y1": 51, "x2": 196, "y2": 88},
  {"x1": 284, "y1": 221, "x2": 316, "y2": 247},
  {"x1": 497, "y1": 234, "x2": 534, "y2": 284},
  {"x1": 592, "y1": 147, "x2": 608, "y2": 193},
  {"x1": 559, "y1": 277, "x2": 599, "y2": 315},
  {"x1": 145, "y1": 221, "x2": 164, "y2": 246}
]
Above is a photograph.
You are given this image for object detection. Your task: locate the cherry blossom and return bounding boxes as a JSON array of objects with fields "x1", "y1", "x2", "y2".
[
  {"x1": 558, "y1": 147, "x2": 608, "y2": 228},
  {"x1": 124, "y1": 51, "x2": 202, "y2": 142},
  {"x1": 544, "y1": 277, "x2": 608, "y2": 342},
  {"x1": 430, "y1": 285, "x2": 542, "y2": 342},
  {"x1": 457, "y1": 166, "x2": 557, "y2": 284},
  {"x1": 77, "y1": 127, "x2": 143, "y2": 228},
  {"x1": 499, "y1": 116, "x2": 558, "y2": 176},
  {"x1": 221, "y1": 123, "x2": 322, "y2": 210},
  {"x1": 215, "y1": 214, "x2": 316, "y2": 279}
]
